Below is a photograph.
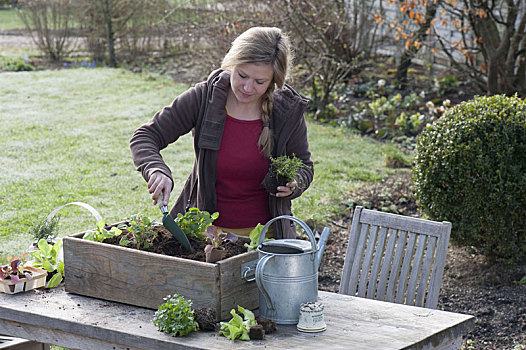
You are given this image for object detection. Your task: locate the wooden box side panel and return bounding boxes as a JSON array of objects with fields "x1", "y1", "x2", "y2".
[
  {"x1": 218, "y1": 251, "x2": 259, "y2": 320},
  {"x1": 63, "y1": 237, "x2": 220, "y2": 311}
]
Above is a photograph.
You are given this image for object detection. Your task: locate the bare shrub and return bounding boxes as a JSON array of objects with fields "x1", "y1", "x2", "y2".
[
  {"x1": 16, "y1": 0, "x2": 77, "y2": 61},
  {"x1": 185, "y1": 0, "x2": 375, "y2": 119},
  {"x1": 276, "y1": 0, "x2": 364, "y2": 119},
  {"x1": 74, "y1": 0, "x2": 170, "y2": 66},
  {"x1": 436, "y1": 0, "x2": 526, "y2": 95},
  {"x1": 159, "y1": 1, "x2": 276, "y2": 80}
]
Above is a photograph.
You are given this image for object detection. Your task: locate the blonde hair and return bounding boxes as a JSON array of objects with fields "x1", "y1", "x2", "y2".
[{"x1": 221, "y1": 27, "x2": 292, "y2": 158}]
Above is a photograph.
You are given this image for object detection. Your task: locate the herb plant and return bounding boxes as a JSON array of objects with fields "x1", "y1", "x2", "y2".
[
  {"x1": 262, "y1": 154, "x2": 308, "y2": 194},
  {"x1": 153, "y1": 294, "x2": 199, "y2": 337},
  {"x1": 219, "y1": 306, "x2": 257, "y2": 341},
  {"x1": 270, "y1": 154, "x2": 304, "y2": 184},
  {"x1": 30, "y1": 215, "x2": 60, "y2": 243},
  {"x1": 119, "y1": 214, "x2": 158, "y2": 250},
  {"x1": 30, "y1": 239, "x2": 64, "y2": 288},
  {"x1": 175, "y1": 208, "x2": 219, "y2": 240},
  {"x1": 83, "y1": 220, "x2": 122, "y2": 242},
  {"x1": 0, "y1": 254, "x2": 32, "y2": 283}
]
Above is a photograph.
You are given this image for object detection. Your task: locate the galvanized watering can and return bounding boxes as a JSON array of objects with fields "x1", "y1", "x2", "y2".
[{"x1": 255, "y1": 215, "x2": 330, "y2": 324}]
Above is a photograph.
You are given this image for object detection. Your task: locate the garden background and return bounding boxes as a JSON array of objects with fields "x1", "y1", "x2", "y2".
[{"x1": 1, "y1": 1, "x2": 525, "y2": 349}]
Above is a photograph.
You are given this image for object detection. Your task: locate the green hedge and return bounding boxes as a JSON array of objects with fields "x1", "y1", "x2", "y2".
[{"x1": 413, "y1": 94, "x2": 526, "y2": 263}]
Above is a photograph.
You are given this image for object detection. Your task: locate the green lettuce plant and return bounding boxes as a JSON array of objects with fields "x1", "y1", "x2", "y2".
[
  {"x1": 244, "y1": 224, "x2": 273, "y2": 251},
  {"x1": 30, "y1": 239, "x2": 64, "y2": 288},
  {"x1": 219, "y1": 306, "x2": 257, "y2": 341},
  {"x1": 83, "y1": 220, "x2": 122, "y2": 242}
]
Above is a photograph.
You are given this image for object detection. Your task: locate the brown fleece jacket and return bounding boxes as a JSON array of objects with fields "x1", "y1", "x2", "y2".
[{"x1": 130, "y1": 69, "x2": 314, "y2": 238}]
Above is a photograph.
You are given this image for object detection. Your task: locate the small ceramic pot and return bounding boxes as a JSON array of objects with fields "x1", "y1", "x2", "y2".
[{"x1": 297, "y1": 301, "x2": 327, "y2": 332}]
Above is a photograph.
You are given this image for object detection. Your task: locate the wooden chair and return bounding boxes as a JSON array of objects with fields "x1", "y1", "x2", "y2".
[{"x1": 339, "y1": 206, "x2": 451, "y2": 309}]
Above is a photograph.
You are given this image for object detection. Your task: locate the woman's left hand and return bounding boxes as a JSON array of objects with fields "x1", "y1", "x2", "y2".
[{"x1": 274, "y1": 181, "x2": 297, "y2": 197}]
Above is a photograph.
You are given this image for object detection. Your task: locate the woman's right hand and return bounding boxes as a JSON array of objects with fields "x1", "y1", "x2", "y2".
[{"x1": 147, "y1": 171, "x2": 172, "y2": 206}]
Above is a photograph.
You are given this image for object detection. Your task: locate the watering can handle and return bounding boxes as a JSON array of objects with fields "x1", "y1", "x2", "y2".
[
  {"x1": 255, "y1": 254, "x2": 275, "y2": 313},
  {"x1": 258, "y1": 215, "x2": 317, "y2": 252},
  {"x1": 46, "y1": 202, "x2": 102, "y2": 223}
]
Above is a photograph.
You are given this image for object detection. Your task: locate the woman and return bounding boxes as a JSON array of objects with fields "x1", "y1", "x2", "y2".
[{"x1": 130, "y1": 27, "x2": 313, "y2": 239}]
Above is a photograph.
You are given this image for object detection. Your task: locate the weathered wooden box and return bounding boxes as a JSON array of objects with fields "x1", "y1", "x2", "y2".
[{"x1": 63, "y1": 232, "x2": 258, "y2": 321}]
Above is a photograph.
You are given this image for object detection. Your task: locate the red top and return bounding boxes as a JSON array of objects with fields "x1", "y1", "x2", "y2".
[{"x1": 214, "y1": 114, "x2": 271, "y2": 228}]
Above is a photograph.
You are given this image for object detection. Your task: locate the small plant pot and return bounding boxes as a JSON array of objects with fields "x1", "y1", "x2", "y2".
[
  {"x1": 205, "y1": 248, "x2": 226, "y2": 263},
  {"x1": 0, "y1": 267, "x2": 47, "y2": 294},
  {"x1": 297, "y1": 302, "x2": 326, "y2": 333}
]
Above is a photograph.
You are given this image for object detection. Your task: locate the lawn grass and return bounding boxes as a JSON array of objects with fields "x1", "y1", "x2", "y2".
[
  {"x1": 0, "y1": 67, "x2": 392, "y2": 260},
  {"x1": 0, "y1": 9, "x2": 25, "y2": 31}
]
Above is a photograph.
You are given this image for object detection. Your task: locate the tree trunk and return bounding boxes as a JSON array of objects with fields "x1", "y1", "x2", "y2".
[
  {"x1": 395, "y1": 50, "x2": 413, "y2": 89},
  {"x1": 103, "y1": 0, "x2": 117, "y2": 67},
  {"x1": 395, "y1": 0, "x2": 439, "y2": 89}
]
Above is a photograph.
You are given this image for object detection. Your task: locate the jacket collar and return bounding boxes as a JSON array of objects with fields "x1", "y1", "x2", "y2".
[{"x1": 197, "y1": 70, "x2": 230, "y2": 150}]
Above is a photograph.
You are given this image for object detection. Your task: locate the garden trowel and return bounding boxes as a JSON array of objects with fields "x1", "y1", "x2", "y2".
[{"x1": 158, "y1": 193, "x2": 193, "y2": 252}]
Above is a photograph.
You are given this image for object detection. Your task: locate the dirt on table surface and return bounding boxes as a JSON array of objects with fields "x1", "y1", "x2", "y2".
[{"x1": 318, "y1": 172, "x2": 526, "y2": 350}]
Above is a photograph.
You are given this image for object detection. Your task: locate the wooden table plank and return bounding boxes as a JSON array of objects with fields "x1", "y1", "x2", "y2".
[{"x1": 0, "y1": 287, "x2": 474, "y2": 350}]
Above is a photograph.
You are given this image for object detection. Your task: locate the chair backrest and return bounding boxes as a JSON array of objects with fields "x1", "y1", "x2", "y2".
[{"x1": 339, "y1": 206, "x2": 451, "y2": 309}]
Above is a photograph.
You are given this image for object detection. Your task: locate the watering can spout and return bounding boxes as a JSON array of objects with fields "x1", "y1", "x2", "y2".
[{"x1": 315, "y1": 227, "x2": 331, "y2": 271}]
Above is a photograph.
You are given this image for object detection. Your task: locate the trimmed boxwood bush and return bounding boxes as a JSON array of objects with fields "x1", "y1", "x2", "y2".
[{"x1": 413, "y1": 94, "x2": 526, "y2": 263}]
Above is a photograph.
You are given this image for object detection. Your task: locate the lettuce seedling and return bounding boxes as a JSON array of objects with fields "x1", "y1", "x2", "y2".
[
  {"x1": 30, "y1": 239, "x2": 64, "y2": 288},
  {"x1": 219, "y1": 306, "x2": 257, "y2": 341},
  {"x1": 244, "y1": 224, "x2": 273, "y2": 251},
  {"x1": 83, "y1": 220, "x2": 122, "y2": 242}
]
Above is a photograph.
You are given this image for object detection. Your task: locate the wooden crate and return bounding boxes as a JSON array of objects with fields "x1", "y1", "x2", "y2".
[{"x1": 63, "y1": 232, "x2": 259, "y2": 321}]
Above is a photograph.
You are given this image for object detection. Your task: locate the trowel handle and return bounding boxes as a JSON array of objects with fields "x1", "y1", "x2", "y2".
[
  {"x1": 157, "y1": 192, "x2": 168, "y2": 214},
  {"x1": 259, "y1": 215, "x2": 317, "y2": 253}
]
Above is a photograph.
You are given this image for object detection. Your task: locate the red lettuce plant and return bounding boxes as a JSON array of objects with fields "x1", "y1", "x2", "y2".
[
  {"x1": 0, "y1": 255, "x2": 32, "y2": 284},
  {"x1": 204, "y1": 226, "x2": 238, "y2": 263}
]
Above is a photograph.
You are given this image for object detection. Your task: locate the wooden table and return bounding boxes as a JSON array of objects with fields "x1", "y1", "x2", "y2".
[{"x1": 0, "y1": 287, "x2": 474, "y2": 350}]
